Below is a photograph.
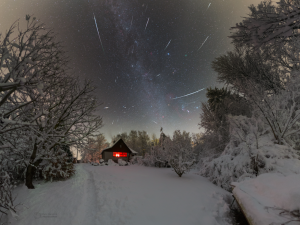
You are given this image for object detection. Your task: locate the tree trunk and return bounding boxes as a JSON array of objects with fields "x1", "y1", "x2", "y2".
[
  {"x1": 25, "y1": 141, "x2": 41, "y2": 189},
  {"x1": 25, "y1": 164, "x2": 36, "y2": 189}
]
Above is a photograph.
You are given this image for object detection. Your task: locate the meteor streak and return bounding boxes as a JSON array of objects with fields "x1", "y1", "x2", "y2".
[
  {"x1": 204, "y1": 3, "x2": 211, "y2": 14},
  {"x1": 198, "y1": 36, "x2": 209, "y2": 51},
  {"x1": 173, "y1": 88, "x2": 206, "y2": 100},
  {"x1": 164, "y1": 39, "x2": 171, "y2": 51},
  {"x1": 145, "y1": 17, "x2": 150, "y2": 30},
  {"x1": 93, "y1": 13, "x2": 105, "y2": 53},
  {"x1": 207, "y1": 3, "x2": 211, "y2": 10},
  {"x1": 130, "y1": 16, "x2": 133, "y2": 30}
]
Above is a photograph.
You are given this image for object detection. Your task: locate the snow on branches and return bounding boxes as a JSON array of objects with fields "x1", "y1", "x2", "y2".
[
  {"x1": 198, "y1": 74, "x2": 300, "y2": 191},
  {"x1": 0, "y1": 169, "x2": 18, "y2": 219},
  {"x1": 166, "y1": 130, "x2": 197, "y2": 177},
  {"x1": 252, "y1": 72, "x2": 300, "y2": 146},
  {"x1": 143, "y1": 129, "x2": 197, "y2": 177},
  {"x1": 41, "y1": 148, "x2": 75, "y2": 182},
  {"x1": 230, "y1": 0, "x2": 300, "y2": 48},
  {"x1": 0, "y1": 15, "x2": 67, "y2": 136},
  {"x1": 0, "y1": 16, "x2": 103, "y2": 191}
]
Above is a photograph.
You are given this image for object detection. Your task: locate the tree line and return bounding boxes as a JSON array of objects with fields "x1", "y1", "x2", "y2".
[{"x1": 79, "y1": 130, "x2": 202, "y2": 163}]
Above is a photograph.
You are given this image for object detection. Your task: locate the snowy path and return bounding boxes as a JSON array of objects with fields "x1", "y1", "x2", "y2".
[
  {"x1": 6, "y1": 164, "x2": 232, "y2": 225},
  {"x1": 6, "y1": 165, "x2": 99, "y2": 225}
]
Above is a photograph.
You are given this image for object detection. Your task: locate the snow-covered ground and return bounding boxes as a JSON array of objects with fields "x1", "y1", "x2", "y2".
[
  {"x1": 232, "y1": 173, "x2": 300, "y2": 225},
  {"x1": 4, "y1": 164, "x2": 232, "y2": 225}
]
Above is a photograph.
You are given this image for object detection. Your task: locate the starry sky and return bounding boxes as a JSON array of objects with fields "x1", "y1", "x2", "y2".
[{"x1": 0, "y1": 0, "x2": 262, "y2": 140}]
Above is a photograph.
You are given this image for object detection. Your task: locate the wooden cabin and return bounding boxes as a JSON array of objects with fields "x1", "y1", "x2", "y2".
[{"x1": 101, "y1": 139, "x2": 137, "y2": 162}]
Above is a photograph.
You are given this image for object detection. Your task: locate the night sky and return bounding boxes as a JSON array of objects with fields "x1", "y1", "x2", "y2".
[{"x1": 0, "y1": 0, "x2": 262, "y2": 140}]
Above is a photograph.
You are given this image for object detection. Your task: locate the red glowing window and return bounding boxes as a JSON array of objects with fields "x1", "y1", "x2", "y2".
[{"x1": 113, "y1": 152, "x2": 127, "y2": 157}]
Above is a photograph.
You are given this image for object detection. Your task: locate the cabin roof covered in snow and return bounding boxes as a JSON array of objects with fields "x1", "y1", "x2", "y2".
[{"x1": 101, "y1": 139, "x2": 137, "y2": 154}]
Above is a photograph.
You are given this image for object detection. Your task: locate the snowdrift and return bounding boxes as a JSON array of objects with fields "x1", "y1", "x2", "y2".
[{"x1": 232, "y1": 173, "x2": 300, "y2": 225}]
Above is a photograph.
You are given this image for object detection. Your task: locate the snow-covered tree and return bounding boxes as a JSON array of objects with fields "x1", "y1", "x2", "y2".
[
  {"x1": 22, "y1": 78, "x2": 103, "y2": 189},
  {"x1": 199, "y1": 87, "x2": 251, "y2": 156},
  {"x1": 80, "y1": 134, "x2": 108, "y2": 163},
  {"x1": 229, "y1": 1, "x2": 300, "y2": 73},
  {"x1": 0, "y1": 15, "x2": 67, "y2": 137},
  {"x1": 142, "y1": 129, "x2": 196, "y2": 175},
  {"x1": 149, "y1": 131, "x2": 170, "y2": 167},
  {"x1": 254, "y1": 72, "x2": 300, "y2": 145},
  {"x1": 212, "y1": 45, "x2": 283, "y2": 95},
  {"x1": 198, "y1": 0, "x2": 300, "y2": 192},
  {"x1": 0, "y1": 17, "x2": 103, "y2": 190},
  {"x1": 165, "y1": 130, "x2": 196, "y2": 177},
  {"x1": 230, "y1": 0, "x2": 300, "y2": 48},
  {"x1": 41, "y1": 147, "x2": 75, "y2": 182},
  {"x1": 0, "y1": 15, "x2": 70, "y2": 189}
]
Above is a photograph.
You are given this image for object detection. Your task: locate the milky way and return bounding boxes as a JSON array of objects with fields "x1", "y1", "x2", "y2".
[{"x1": 0, "y1": 0, "x2": 263, "y2": 139}]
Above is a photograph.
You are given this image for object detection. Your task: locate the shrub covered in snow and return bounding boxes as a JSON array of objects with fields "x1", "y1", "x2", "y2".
[
  {"x1": 199, "y1": 115, "x2": 300, "y2": 191},
  {"x1": 130, "y1": 156, "x2": 143, "y2": 165},
  {"x1": 0, "y1": 169, "x2": 18, "y2": 219},
  {"x1": 107, "y1": 159, "x2": 118, "y2": 166},
  {"x1": 142, "y1": 152, "x2": 156, "y2": 167},
  {"x1": 117, "y1": 159, "x2": 128, "y2": 166},
  {"x1": 42, "y1": 149, "x2": 75, "y2": 182}
]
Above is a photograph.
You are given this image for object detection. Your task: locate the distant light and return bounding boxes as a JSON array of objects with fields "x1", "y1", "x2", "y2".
[{"x1": 113, "y1": 152, "x2": 127, "y2": 157}]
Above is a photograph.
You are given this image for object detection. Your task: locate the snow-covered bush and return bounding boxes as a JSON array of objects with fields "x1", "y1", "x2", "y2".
[
  {"x1": 129, "y1": 156, "x2": 137, "y2": 164},
  {"x1": 199, "y1": 115, "x2": 300, "y2": 191},
  {"x1": 99, "y1": 159, "x2": 105, "y2": 166},
  {"x1": 117, "y1": 159, "x2": 127, "y2": 166},
  {"x1": 131, "y1": 156, "x2": 143, "y2": 165},
  {"x1": 42, "y1": 149, "x2": 75, "y2": 182},
  {"x1": 0, "y1": 169, "x2": 18, "y2": 218},
  {"x1": 142, "y1": 152, "x2": 155, "y2": 166},
  {"x1": 107, "y1": 159, "x2": 118, "y2": 166}
]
